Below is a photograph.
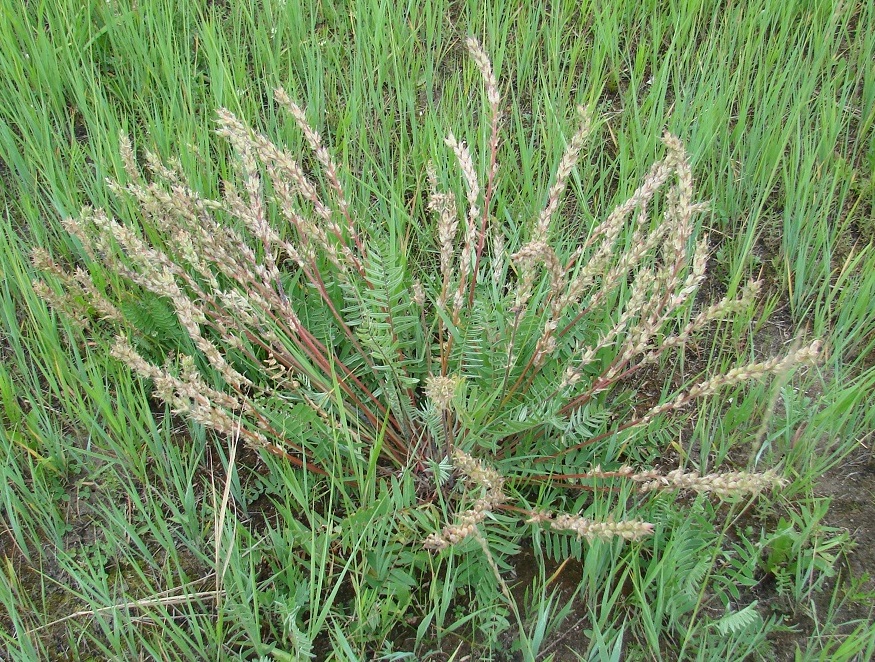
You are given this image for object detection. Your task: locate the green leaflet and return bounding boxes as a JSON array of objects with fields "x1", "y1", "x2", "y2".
[{"x1": 118, "y1": 293, "x2": 189, "y2": 350}]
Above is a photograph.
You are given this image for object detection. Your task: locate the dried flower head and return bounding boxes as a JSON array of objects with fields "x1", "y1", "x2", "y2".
[
  {"x1": 425, "y1": 374, "x2": 462, "y2": 412},
  {"x1": 632, "y1": 468, "x2": 787, "y2": 497},
  {"x1": 549, "y1": 514, "x2": 655, "y2": 543}
]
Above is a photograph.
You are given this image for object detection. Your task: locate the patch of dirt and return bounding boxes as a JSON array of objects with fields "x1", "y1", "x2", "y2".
[
  {"x1": 764, "y1": 439, "x2": 875, "y2": 661},
  {"x1": 816, "y1": 441, "x2": 875, "y2": 594}
]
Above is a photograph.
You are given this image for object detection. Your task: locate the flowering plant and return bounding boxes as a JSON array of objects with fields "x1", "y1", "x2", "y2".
[{"x1": 33, "y1": 39, "x2": 819, "y2": 549}]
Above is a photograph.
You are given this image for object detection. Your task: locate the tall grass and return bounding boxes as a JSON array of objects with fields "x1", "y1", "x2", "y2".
[{"x1": 1, "y1": 0, "x2": 873, "y2": 659}]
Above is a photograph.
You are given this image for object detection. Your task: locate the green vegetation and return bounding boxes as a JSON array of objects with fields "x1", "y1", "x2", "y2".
[{"x1": 1, "y1": 1, "x2": 873, "y2": 660}]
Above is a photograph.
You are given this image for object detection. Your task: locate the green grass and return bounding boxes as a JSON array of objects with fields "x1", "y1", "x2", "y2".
[{"x1": 1, "y1": 0, "x2": 874, "y2": 659}]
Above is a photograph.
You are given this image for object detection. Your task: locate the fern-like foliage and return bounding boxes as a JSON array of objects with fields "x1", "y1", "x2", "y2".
[
  {"x1": 116, "y1": 292, "x2": 192, "y2": 362},
  {"x1": 342, "y1": 238, "x2": 422, "y2": 426},
  {"x1": 714, "y1": 602, "x2": 762, "y2": 635}
]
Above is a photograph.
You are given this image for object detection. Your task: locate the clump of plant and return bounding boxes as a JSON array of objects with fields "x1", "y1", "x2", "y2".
[{"x1": 33, "y1": 39, "x2": 820, "y2": 550}]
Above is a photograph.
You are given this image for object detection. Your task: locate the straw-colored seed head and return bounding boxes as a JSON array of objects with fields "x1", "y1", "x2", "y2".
[{"x1": 425, "y1": 374, "x2": 462, "y2": 411}]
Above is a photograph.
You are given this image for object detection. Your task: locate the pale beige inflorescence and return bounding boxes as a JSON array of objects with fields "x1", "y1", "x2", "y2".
[
  {"x1": 424, "y1": 374, "x2": 463, "y2": 413},
  {"x1": 424, "y1": 450, "x2": 507, "y2": 551},
  {"x1": 631, "y1": 468, "x2": 787, "y2": 497},
  {"x1": 555, "y1": 464, "x2": 789, "y2": 499},
  {"x1": 426, "y1": 452, "x2": 655, "y2": 551},
  {"x1": 545, "y1": 514, "x2": 654, "y2": 543}
]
